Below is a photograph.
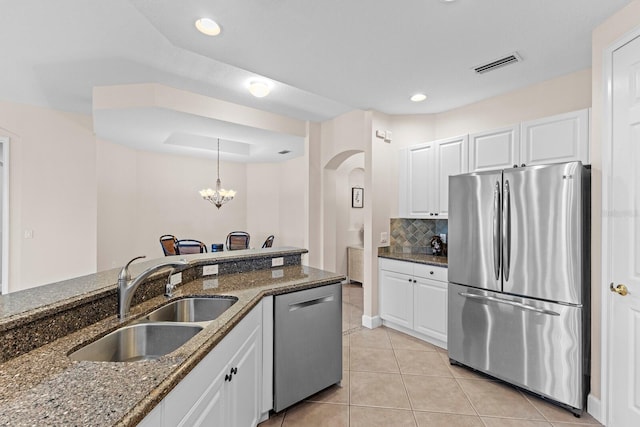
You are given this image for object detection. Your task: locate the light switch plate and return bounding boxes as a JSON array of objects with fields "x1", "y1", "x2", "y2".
[
  {"x1": 170, "y1": 272, "x2": 182, "y2": 285},
  {"x1": 272, "y1": 257, "x2": 284, "y2": 267},
  {"x1": 203, "y1": 264, "x2": 219, "y2": 276},
  {"x1": 380, "y1": 232, "x2": 388, "y2": 244}
]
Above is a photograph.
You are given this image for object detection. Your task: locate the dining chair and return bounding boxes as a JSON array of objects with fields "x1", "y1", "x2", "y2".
[
  {"x1": 261, "y1": 235, "x2": 274, "y2": 248},
  {"x1": 176, "y1": 239, "x2": 208, "y2": 254},
  {"x1": 159, "y1": 235, "x2": 178, "y2": 256},
  {"x1": 226, "y1": 231, "x2": 250, "y2": 251}
]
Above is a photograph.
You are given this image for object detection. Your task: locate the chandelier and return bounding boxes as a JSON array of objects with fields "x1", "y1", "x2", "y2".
[{"x1": 199, "y1": 138, "x2": 236, "y2": 209}]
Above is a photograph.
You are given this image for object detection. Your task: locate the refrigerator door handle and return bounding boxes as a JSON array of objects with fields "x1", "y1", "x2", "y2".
[
  {"x1": 458, "y1": 292, "x2": 560, "y2": 316},
  {"x1": 503, "y1": 179, "x2": 511, "y2": 282},
  {"x1": 493, "y1": 181, "x2": 501, "y2": 280}
]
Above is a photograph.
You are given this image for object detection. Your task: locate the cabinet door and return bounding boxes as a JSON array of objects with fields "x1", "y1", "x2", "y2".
[
  {"x1": 379, "y1": 269, "x2": 414, "y2": 329},
  {"x1": 469, "y1": 126, "x2": 520, "y2": 172},
  {"x1": 413, "y1": 278, "x2": 447, "y2": 345},
  {"x1": 520, "y1": 108, "x2": 590, "y2": 166},
  {"x1": 179, "y1": 368, "x2": 228, "y2": 427},
  {"x1": 435, "y1": 135, "x2": 469, "y2": 217},
  {"x1": 228, "y1": 324, "x2": 262, "y2": 427},
  {"x1": 405, "y1": 143, "x2": 436, "y2": 217}
]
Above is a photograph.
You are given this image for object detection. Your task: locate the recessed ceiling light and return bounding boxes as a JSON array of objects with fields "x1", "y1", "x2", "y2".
[
  {"x1": 195, "y1": 18, "x2": 221, "y2": 36},
  {"x1": 247, "y1": 79, "x2": 272, "y2": 98},
  {"x1": 410, "y1": 93, "x2": 427, "y2": 102}
]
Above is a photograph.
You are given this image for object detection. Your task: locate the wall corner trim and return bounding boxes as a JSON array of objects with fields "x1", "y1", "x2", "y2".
[{"x1": 362, "y1": 315, "x2": 382, "y2": 329}]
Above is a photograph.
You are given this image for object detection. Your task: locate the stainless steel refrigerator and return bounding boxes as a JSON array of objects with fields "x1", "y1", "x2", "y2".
[{"x1": 447, "y1": 161, "x2": 590, "y2": 415}]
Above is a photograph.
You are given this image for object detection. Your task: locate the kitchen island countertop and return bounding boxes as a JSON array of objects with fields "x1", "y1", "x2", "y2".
[{"x1": 0, "y1": 263, "x2": 344, "y2": 426}]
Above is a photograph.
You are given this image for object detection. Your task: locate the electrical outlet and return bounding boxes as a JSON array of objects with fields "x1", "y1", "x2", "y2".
[
  {"x1": 380, "y1": 232, "x2": 388, "y2": 244},
  {"x1": 170, "y1": 272, "x2": 182, "y2": 285},
  {"x1": 203, "y1": 264, "x2": 219, "y2": 276},
  {"x1": 24, "y1": 229, "x2": 34, "y2": 239},
  {"x1": 272, "y1": 257, "x2": 284, "y2": 267}
]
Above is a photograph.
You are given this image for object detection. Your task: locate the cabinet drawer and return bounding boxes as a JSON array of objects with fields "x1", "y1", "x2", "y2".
[
  {"x1": 379, "y1": 258, "x2": 413, "y2": 275},
  {"x1": 413, "y1": 264, "x2": 447, "y2": 282}
]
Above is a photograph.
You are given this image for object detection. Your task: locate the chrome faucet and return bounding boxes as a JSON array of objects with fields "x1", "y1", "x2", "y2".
[{"x1": 117, "y1": 255, "x2": 189, "y2": 319}]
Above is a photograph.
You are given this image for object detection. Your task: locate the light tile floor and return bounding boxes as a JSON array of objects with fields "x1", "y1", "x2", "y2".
[{"x1": 259, "y1": 283, "x2": 600, "y2": 427}]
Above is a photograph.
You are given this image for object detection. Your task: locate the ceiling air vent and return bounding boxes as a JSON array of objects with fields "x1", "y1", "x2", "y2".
[{"x1": 474, "y1": 52, "x2": 522, "y2": 74}]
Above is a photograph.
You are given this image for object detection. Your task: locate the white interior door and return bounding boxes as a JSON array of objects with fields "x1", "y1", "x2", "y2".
[{"x1": 608, "y1": 32, "x2": 640, "y2": 426}]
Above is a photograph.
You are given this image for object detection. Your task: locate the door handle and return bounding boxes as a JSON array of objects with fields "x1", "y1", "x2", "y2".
[
  {"x1": 493, "y1": 181, "x2": 501, "y2": 281},
  {"x1": 610, "y1": 283, "x2": 629, "y2": 296},
  {"x1": 502, "y1": 179, "x2": 511, "y2": 282}
]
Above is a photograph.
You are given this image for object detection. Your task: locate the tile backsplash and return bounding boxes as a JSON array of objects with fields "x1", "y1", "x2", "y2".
[{"x1": 389, "y1": 218, "x2": 448, "y2": 255}]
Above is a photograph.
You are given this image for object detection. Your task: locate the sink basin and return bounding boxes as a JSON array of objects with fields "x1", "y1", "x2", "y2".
[
  {"x1": 142, "y1": 296, "x2": 238, "y2": 323},
  {"x1": 69, "y1": 323, "x2": 203, "y2": 362}
]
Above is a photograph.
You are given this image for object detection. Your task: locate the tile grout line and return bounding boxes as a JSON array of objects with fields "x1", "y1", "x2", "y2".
[
  {"x1": 450, "y1": 367, "x2": 487, "y2": 426},
  {"x1": 390, "y1": 332, "x2": 420, "y2": 426}
]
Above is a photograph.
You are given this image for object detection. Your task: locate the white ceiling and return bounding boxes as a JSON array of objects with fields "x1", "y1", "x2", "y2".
[{"x1": 0, "y1": 0, "x2": 631, "y2": 161}]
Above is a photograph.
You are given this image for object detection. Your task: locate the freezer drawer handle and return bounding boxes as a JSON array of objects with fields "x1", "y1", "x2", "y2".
[
  {"x1": 289, "y1": 295, "x2": 335, "y2": 311},
  {"x1": 459, "y1": 292, "x2": 560, "y2": 316}
]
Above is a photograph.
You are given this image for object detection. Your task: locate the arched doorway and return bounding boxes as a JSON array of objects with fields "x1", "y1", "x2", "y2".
[{"x1": 322, "y1": 150, "x2": 365, "y2": 276}]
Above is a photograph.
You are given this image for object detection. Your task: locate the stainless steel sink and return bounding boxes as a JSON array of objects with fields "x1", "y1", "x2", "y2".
[
  {"x1": 68, "y1": 323, "x2": 203, "y2": 362},
  {"x1": 142, "y1": 296, "x2": 238, "y2": 323}
]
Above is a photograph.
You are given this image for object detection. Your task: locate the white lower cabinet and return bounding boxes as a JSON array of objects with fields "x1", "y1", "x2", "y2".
[
  {"x1": 139, "y1": 301, "x2": 266, "y2": 427},
  {"x1": 379, "y1": 258, "x2": 448, "y2": 348}
]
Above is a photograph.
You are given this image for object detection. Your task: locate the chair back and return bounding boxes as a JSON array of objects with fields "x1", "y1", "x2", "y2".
[
  {"x1": 226, "y1": 231, "x2": 250, "y2": 251},
  {"x1": 262, "y1": 235, "x2": 275, "y2": 248},
  {"x1": 160, "y1": 235, "x2": 178, "y2": 256},
  {"x1": 176, "y1": 239, "x2": 207, "y2": 254}
]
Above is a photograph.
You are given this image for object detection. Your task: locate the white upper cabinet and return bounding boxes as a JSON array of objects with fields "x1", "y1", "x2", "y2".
[
  {"x1": 520, "y1": 108, "x2": 590, "y2": 166},
  {"x1": 469, "y1": 108, "x2": 590, "y2": 172},
  {"x1": 399, "y1": 136, "x2": 467, "y2": 219},
  {"x1": 469, "y1": 125, "x2": 520, "y2": 172},
  {"x1": 435, "y1": 135, "x2": 468, "y2": 217},
  {"x1": 400, "y1": 108, "x2": 589, "y2": 218},
  {"x1": 399, "y1": 142, "x2": 436, "y2": 217}
]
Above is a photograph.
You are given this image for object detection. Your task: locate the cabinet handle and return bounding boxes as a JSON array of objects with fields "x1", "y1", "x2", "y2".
[
  {"x1": 408, "y1": 278, "x2": 412, "y2": 282},
  {"x1": 521, "y1": 163, "x2": 526, "y2": 167},
  {"x1": 225, "y1": 374, "x2": 232, "y2": 382},
  {"x1": 434, "y1": 213, "x2": 439, "y2": 216},
  {"x1": 513, "y1": 164, "x2": 518, "y2": 168},
  {"x1": 430, "y1": 271, "x2": 434, "y2": 275},
  {"x1": 429, "y1": 213, "x2": 434, "y2": 216},
  {"x1": 231, "y1": 367, "x2": 238, "y2": 375},
  {"x1": 413, "y1": 279, "x2": 417, "y2": 283}
]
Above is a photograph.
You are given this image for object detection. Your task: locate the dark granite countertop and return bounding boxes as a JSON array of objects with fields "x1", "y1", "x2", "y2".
[
  {"x1": 0, "y1": 254, "x2": 343, "y2": 426},
  {"x1": 378, "y1": 252, "x2": 448, "y2": 267}
]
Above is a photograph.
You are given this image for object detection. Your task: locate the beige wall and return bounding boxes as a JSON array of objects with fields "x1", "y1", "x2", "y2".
[
  {"x1": 97, "y1": 141, "x2": 248, "y2": 268},
  {"x1": 434, "y1": 69, "x2": 593, "y2": 139},
  {"x1": 590, "y1": 0, "x2": 640, "y2": 402},
  {"x1": 0, "y1": 101, "x2": 97, "y2": 291}
]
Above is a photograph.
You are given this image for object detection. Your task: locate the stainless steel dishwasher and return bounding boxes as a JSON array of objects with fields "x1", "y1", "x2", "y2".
[{"x1": 273, "y1": 282, "x2": 342, "y2": 412}]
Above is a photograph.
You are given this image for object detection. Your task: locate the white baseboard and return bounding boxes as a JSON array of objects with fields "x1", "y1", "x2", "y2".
[
  {"x1": 587, "y1": 394, "x2": 603, "y2": 424},
  {"x1": 362, "y1": 315, "x2": 382, "y2": 329}
]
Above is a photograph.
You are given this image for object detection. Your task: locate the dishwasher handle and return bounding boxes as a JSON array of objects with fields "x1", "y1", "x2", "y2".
[{"x1": 288, "y1": 294, "x2": 335, "y2": 312}]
